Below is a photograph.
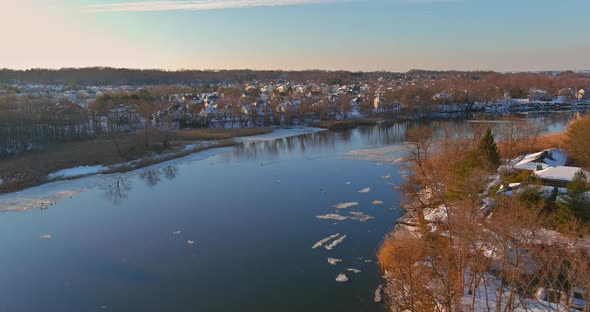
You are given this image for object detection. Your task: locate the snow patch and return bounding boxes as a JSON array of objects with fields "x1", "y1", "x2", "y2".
[
  {"x1": 358, "y1": 187, "x2": 371, "y2": 193},
  {"x1": 346, "y1": 268, "x2": 361, "y2": 273},
  {"x1": 372, "y1": 200, "x2": 384, "y2": 205},
  {"x1": 328, "y1": 258, "x2": 342, "y2": 265}
]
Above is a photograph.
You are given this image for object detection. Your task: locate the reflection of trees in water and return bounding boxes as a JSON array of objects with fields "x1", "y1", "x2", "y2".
[
  {"x1": 104, "y1": 176, "x2": 132, "y2": 205},
  {"x1": 162, "y1": 165, "x2": 177, "y2": 180},
  {"x1": 233, "y1": 131, "x2": 339, "y2": 161},
  {"x1": 140, "y1": 165, "x2": 178, "y2": 187},
  {"x1": 140, "y1": 169, "x2": 161, "y2": 188}
]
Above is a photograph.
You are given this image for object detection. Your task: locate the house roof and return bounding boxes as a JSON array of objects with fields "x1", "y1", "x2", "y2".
[
  {"x1": 534, "y1": 166, "x2": 585, "y2": 182},
  {"x1": 513, "y1": 148, "x2": 567, "y2": 171}
]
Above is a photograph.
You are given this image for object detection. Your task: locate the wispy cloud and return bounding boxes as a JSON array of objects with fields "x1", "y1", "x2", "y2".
[{"x1": 85, "y1": 0, "x2": 350, "y2": 13}]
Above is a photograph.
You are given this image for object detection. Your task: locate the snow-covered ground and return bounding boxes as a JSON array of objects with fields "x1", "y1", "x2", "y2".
[{"x1": 235, "y1": 127, "x2": 326, "y2": 142}]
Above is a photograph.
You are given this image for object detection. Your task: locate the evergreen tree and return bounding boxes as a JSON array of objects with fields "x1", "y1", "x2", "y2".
[
  {"x1": 478, "y1": 128, "x2": 500, "y2": 170},
  {"x1": 556, "y1": 171, "x2": 590, "y2": 224}
]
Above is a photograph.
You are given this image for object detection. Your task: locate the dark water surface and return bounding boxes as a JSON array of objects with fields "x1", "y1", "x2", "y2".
[{"x1": 0, "y1": 114, "x2": 575, "y2": 312}]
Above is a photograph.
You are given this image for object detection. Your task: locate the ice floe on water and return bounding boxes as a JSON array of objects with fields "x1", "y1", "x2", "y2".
[
  {"x1": 173, "y1": 230, "x2": 182, "y2": 235},
  {"x1": 358, "y1": 187, "x2": 371, "y2": 193},
  {"x1": 349, "y1": 211, "x2": 374, "y2": 222},
  {"x1": 328, "y1": 258, "x2": 342, "y2": 265},
  {"x1": 335, "y1": 274, "x2": 349, "y2": 282},
  {"x1": 372, "y1": 200, "x2": 384, "y2": 205},
  {"x1": 346, "y1": 268, "x2": 361, "y2": 274},
  {"x1": 39, "y1": 234, "x2": 52, "y2": 239},
  {"x1": 316, "y1": 214, "x2": 348, "y2": 221},
  {"x1": 312, "y1": 233, "x2": 340, "y2": 249},
  {"x1": 380, "y1": 175, "x2": 391, "y2": 179},
  {"x1": 187, "y1": 240, "x2": 195, "y2": 245},
  {"x1": 333, "y1": 202, "x2": 359, "y2": 209},
  {"x1": 342, "y1": 146, "x2": 405, "y2": 163},
  {"x1": 316, "y1": 212, "x2": 374, "y2": 222},
  {"x1": 325, "y1": 235, "x2": 346, "y2": 250}
]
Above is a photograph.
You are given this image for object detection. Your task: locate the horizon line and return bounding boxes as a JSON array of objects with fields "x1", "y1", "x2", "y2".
[{"x1": 2, "y1": 66, "x2": 589, "y2": 74}]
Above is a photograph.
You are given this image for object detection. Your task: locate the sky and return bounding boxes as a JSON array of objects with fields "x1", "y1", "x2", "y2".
[{"x1": 1, "y1": 0, "x2": 589, "y2": 72}]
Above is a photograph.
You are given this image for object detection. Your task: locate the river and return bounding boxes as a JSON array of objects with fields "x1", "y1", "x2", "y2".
[{"x1": 0, "y1": 112, "x2": 577, "y2": 312}]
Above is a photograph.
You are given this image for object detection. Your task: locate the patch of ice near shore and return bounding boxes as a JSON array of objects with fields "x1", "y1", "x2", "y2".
[
  {"x1": 328, "y1": 258, "x2": 342, "y2": 265},
  {"x1": 334, "y1": 202, "x2": 359, "y2": 209},
  {"x1": 236, "y1": 127, "x2": 326, "y2": 142},
  {"x1": 316, "y1": 214, "x2": 348, "y2": 221},
  {"x1": 0, "y1": 189, "x2": 85, "y2": 211},
  {"x1": 346, "y1": 268, "x2": 361, "y2": 273},
  {"x1": 380, "y1": 175, "x2": 391, "y2": 179},
  {"x1": 358, "y1": 187, "x2": 371, "y2": 193},
  {"x1": 335, "y1": 274, "x2": 349, "y2": 282},
  {"x1": 48, "y1": 165, "x2": 106, "y2": 179},
  {"x1": 325, "y1": 235, "x2": 346, "y2": 250},
  {"x1": 374, "y1": 285, "x2": 383, "y2": 302},
  {"x1": 312, "y1": 233, "x2": 340, "y2": 249},
  {"x1": 372, "y1": 200, "x2": 384, "y2": 205}
]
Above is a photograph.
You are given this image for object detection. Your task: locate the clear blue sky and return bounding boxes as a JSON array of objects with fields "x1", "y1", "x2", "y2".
[{"x1": 2, "y1": 0, "x2": 589, "y2": 71}]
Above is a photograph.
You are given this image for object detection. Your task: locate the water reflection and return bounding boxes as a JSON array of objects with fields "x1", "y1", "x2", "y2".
[
  {"x1": 140, "y1": 169, "x2": 161, "y2": 188},
  {"x1": 139, "y1": 165, "x2": 179, "y2": 188},
  {"x1": 162, "y1": 165, "x2": 178, "y2": 180},
  {"x1": 101, "y1": 115, "x2": 574, "y2": 205},
  {"x1": 103, "y1": 176, "x2": 132, "y2": 205},
  {"x1": 100, "y1": 165, "x2": 179, "y2": 205}
]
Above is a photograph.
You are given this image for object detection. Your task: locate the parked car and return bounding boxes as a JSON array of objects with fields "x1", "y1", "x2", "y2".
[
  {"x1": 572, "y1": 287, "x2": 586, "y2": 311},
  {"x1": 534, "y1": 287, "x2": 587, "y2": 311}
]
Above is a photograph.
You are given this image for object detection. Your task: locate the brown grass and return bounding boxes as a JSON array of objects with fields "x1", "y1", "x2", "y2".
[
  {"x1": 311, "y1": 118, "x2": 378, "y2": 130},
  {"x1": 496, "y1": 130, "x2": 569, "y2": 159},
  {"x1": 534, "y1": 131, "x2": 569, "y2": 150},
  {"x1": 0, "y1": 127, "x2": 270, "y2": 193},
  {"x1": 174, "y1": 127, "x2": 272, "y2": 141}
]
